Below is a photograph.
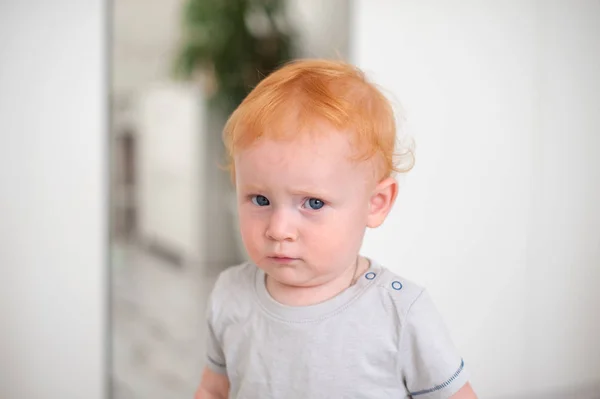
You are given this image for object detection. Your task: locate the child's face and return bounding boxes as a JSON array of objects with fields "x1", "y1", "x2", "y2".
[{"x1": 235, "y1": 127, "x2": 390, "y2": 288}]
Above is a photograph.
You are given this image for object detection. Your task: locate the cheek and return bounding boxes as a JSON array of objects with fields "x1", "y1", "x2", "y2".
[
  {"x1": 238, "y1": 210, "x2": 265, "y2": 246},
  {"x1": 305, "y1": 211, "x2": 365, "y2": 254}
]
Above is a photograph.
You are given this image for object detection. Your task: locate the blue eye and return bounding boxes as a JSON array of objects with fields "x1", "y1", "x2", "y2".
[
  {"x1": 304, "y1": 198, "x2": 325, "y2": 210},
  {"x1": 251, "y1": 195, "x2": 270, "y2": 206}
]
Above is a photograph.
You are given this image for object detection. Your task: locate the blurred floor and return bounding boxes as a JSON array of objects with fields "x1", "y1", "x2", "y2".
[{"x1": 110, "y1": 242, "x2": 224, "y2": 399}]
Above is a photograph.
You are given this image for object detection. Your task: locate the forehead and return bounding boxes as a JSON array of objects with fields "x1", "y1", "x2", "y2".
[{"x1": 235, "y1": 130, "x2": 373, "y2": 189}]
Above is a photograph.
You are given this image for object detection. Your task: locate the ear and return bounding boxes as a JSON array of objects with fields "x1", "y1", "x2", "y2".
[{"x1": 366, "y1": 177, "x2": 398, "y2": 228}]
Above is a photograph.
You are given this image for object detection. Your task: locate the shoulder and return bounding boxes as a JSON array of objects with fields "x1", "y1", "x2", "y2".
[
  {"x1": 213, "y1": 261, "x2": 256, "y2": 292},
  {"x1": 370, "y1": 267, "x2": 469, "y2": 396},
  {"x1": 369, "y1": 265, "x2": 428, "y2": 321},
  {"x1": 208, "y1": 262, "x2": 257, "y2": 317}
]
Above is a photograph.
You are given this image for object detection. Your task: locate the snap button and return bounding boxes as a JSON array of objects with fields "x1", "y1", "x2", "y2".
[
  {"x1": 391, "y1": 281, "x2": 403, "y2": 290},
  {"x1": 365, "y1": 272, "x2": 376, "y2": 280}
]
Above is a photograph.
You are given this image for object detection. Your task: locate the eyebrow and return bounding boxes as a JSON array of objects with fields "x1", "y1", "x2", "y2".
[
  {"x1": 238, "y1": 184, "x2": 266, "y2": 193},
  {"x1": 238, "y1": 184, "x2": 332, "y2": 199},
  {"x1": 288, "y1": 187, "x2": 332, "y2": 199}
]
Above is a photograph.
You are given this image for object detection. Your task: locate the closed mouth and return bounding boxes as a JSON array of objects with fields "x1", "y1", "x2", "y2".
[{"x1": 268, "y1": 255, "x2": 299, "y2": 261}]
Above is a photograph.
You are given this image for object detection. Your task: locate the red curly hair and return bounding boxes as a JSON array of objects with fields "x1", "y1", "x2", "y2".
[{"x1": 223, "y1": 59, "x2": 414, "y2": 181}]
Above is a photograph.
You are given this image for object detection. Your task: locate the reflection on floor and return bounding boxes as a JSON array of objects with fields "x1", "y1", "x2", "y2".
[{"x1": 111, "y1": 243, "x2": 226, "y2": 399}]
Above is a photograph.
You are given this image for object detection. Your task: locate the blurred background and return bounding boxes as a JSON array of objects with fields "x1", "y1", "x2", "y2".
[
  {"x1": 1, "y1": 1, "x2": 599, "y2": 399},
  {"x1": 108, "y1": 1, "x2": 600, "y2": 398},
  {"x1": 109, "y1": 0, "x2": 351, "y2": 397},
  {"x1": 110, "y1": 1, "x2": 600, "y2": 398}
]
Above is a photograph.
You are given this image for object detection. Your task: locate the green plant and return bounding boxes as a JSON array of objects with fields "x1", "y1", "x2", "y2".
[{"x1": 174, "y1": 0, "x2": 294, "y2": 114}]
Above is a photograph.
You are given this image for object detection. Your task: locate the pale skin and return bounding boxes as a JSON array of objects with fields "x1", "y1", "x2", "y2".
[{"x1": 195, "y1": 127, "x2": 477, "y2": 399}]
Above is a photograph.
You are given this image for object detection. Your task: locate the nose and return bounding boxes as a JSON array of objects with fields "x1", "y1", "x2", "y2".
[{"x1": 265, "y1": 208, "x2": 297, "y2": 242}]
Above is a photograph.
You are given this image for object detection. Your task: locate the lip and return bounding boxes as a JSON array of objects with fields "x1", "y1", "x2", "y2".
[{"x1": 267, "y1": 255, "x2": 299, "y2": 264}]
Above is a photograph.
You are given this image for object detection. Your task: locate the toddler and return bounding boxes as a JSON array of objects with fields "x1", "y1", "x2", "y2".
[{"x1": 195, "y1": 59, "x2": 476, "y2": 399}]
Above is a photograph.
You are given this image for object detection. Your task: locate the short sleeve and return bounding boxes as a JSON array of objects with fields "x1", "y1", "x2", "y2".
[
  {"x1": 399, "y1": 290, "x2": 470, "y2": 399},
  {"x1": 205, "y1": 285, "x2": 227, "y2": 374}
]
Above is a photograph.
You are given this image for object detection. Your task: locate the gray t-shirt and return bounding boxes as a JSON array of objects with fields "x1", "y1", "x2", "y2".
[{"x1": 205, "y1": 261, "x2": 470, "y2": 399}]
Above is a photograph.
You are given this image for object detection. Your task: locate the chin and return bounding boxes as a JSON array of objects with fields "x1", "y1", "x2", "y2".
[{"x1": 261, "y1": 261, "x2": 307, "y2": 284}]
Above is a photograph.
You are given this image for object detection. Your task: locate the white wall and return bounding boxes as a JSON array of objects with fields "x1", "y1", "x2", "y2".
[
  {"x1": 353, "y1": 1, "x2": 600, "y2": 397},
  {"x1": 0, "y1": 1, "x2": 106, "y2": 398}
]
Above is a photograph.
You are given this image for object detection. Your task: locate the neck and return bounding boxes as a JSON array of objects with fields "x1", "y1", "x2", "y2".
[{"x1": 265, "y1": 256, "x2": 369, "y2": 307}]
